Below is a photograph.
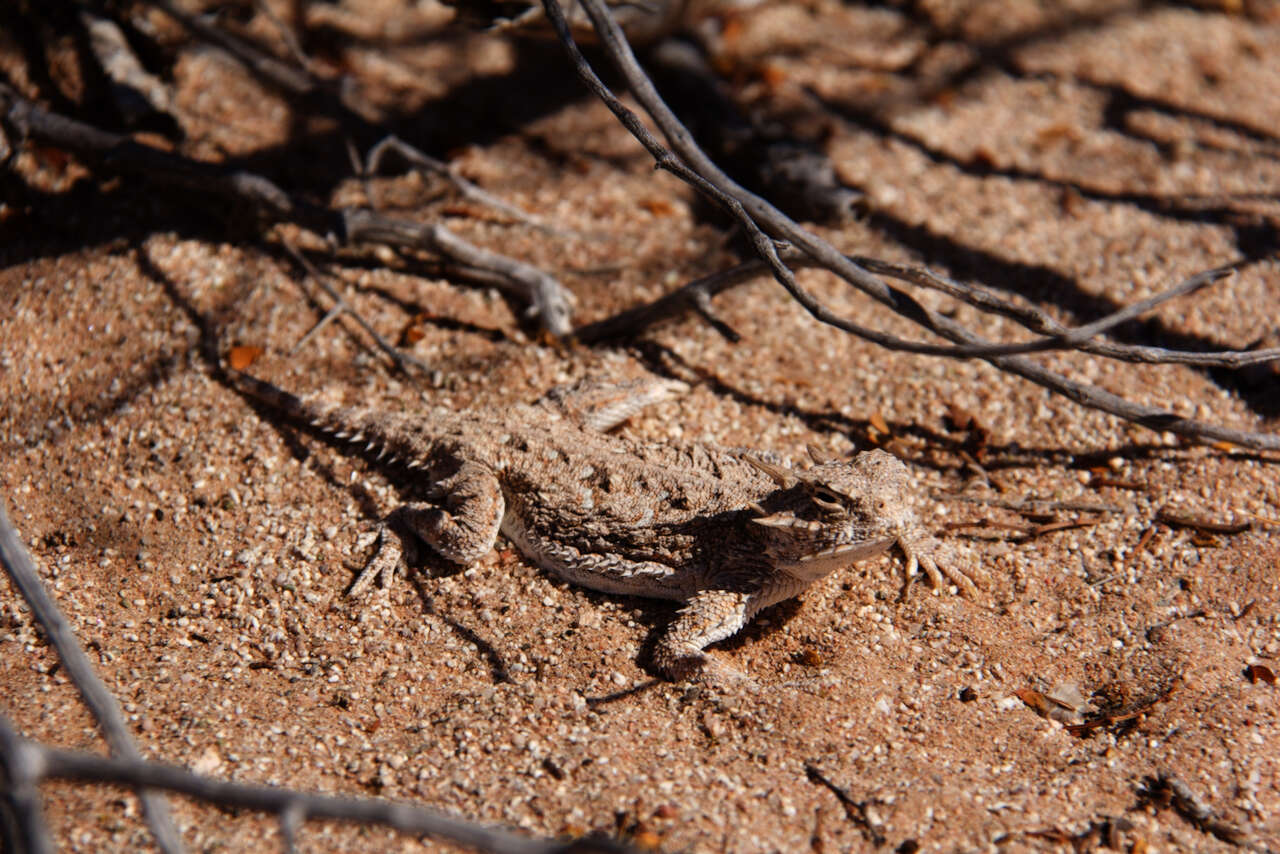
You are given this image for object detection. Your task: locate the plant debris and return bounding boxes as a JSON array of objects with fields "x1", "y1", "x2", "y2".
[{"x1": 1137, "y1": 774, "x2": 1253, "y2": 847}]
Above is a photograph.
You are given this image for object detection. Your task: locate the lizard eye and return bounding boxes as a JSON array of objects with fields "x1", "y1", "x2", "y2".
[{"x1": 810, "y1": 487, "x2": 844, "y2": 511}]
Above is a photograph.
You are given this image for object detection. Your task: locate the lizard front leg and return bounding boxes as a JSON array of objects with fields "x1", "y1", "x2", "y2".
[
  {"x1": 350, "y1": 461, "x2": 504, "y2": 596},
  {"x1": 653, "y1": 588, "x2": 758, "y2": 680}
]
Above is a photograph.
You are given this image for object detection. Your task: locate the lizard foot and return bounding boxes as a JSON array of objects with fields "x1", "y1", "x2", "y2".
[
  {"x1": 897, "y1": 532, "x2": 980, "y2": 600},
  {"x1": 348, "y1": 525, "x2": 402, "y2": 597}
]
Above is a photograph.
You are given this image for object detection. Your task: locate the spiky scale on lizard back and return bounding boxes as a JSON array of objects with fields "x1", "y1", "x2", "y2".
[{"x1": 227, "y1": 368, "x2": 976, "y2": 679}]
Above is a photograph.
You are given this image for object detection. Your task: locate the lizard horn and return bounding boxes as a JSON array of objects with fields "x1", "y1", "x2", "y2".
[
  {"x1": 806, "y1": 443, "x2": 836, "y2": 465},
  {"x1": 744, "y1": 455, "x2": 797, "y2": 489}
]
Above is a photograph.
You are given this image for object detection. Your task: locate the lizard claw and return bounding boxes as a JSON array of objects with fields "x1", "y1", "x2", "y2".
[
  {"x1": 653, "y1": 649, "x2": 708, "y2": 681},
  {"x1": 348, "y1": 526, "x2": 401, "y2": 597},
  {"x1": 897, "y1": 533, "x2": 979, "y2": 599}
]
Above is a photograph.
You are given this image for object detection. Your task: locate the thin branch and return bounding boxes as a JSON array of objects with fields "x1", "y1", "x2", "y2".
[
  {"x1": 146, "y1": 0, "x2": 318, "y2": 101},
  {"x1": 366, "y1": 136, "x2": 569, "y2": 236},
  {"x1": 340, "y1": 208, "x2": 575, "y2": 334},
  {"x1": 578, "y1": 253, "x2": 1274, "y2": 369},
  {"x1": 249, "y1": 0, "x2": 313, "y2": 74},
  {"x1": 145, "y1": 0, "x2": 383, "y2": 126},
  {"x1": 537, "y1": 0, "x2": 996, "y2": 357},
  {"x1": 0, "y1": 84, "x2": 294, "y2": 215},
  {"x1": 80, "y1": 9, "x2": 175, "y2": 122},
  {"x1": 547, "y1": 0, "x2": 1280, "y2": 450},
  {"x1": 0, "y1": 85, "x2": 575, "y2": 336},
  {"x1": 0, "y1": 717, "x2": 53, "y2": 854},
  {"x1": 574, "y1": 257, "x2": 766, "y2": 343},
  {"x1": 281, "y1": 242, "x2": 433, "y2": 373},
  {"x1": 0, "y1": 713, "x2": 628, "y2": 854},
  {"x1": 0, "y1": 503, "x2": 185, "y2": 854},
  {"x1": 936, "y1": 493, "x2": 1125, "y2": 514},
  {"x1": 860, "y1": 258, "x2": 1280, "y2": 368}
]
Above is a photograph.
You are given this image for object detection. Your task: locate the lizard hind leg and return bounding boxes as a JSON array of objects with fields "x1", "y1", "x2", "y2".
[
  {"x1": 348, "y1": 462, "x2": 505, "y2": 596},
  {"x1": 537, "y1": 377, "x2": 689, "y2": 432}
]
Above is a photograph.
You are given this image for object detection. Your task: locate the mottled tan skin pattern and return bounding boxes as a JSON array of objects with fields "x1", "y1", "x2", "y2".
[{"x1": 230, "y1": 371, "x2": 975, "y2": 678}]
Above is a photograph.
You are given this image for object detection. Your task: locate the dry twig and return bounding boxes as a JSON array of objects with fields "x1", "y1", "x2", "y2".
[
  {"x1": 281, "y1": 241, "x2": 434, "y2": 373},
  {"x1": 0, "y1": 503, "x2": 184, "y2": 854},
  {"x1": 804, "y1": 764, "x2": 886, "y2": 846},
  {"x1": 0, "y1": 503, "x2": 626, "y2": 854},
  {"x1": 544, "y1": 0, "x2": 1279, "y2": 451},
  {"x1": 0, "y1": 713, "x2": 628, "y2": 853},
  {"x1": 365, "y1": 136, "x2": 567, "y2": 236},
  {"x1": 1138, "y1": 773, "x2": 1257, "y2": 849},
  {"x1": 0, "y1": 85, "x2": 575, "y2": 337}
]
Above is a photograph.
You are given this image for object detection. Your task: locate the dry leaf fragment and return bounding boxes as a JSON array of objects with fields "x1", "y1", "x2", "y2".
[
  {"x1": 1033, "y1": 122, "x2": 1084, "y2": 149},
  {"x1": 632, "y1": 829, "x2": 662, "y2": 851},
  {"x1": 1245, "y1": 664, "x2": 1276, "y2": 685},
  {"x1": 1045, "y1": 681, "x2": 1088, "y2": 713},
  {"x1": 1156, "y1": 509, "x2": 1251, "y2": 535},
  {"x1": 639, "y1": 197, "x2": 676, "y2": 217},
  {"x1": 227, "y1": 345, "x2": 263, "y2": 371},
  {"x1": 1014, "y1": 688, "x2": 1055, "y2": 717},
  {"x1": 944, "y1": 402, "x2": 990, "y2": 448},
  {"x1": 399, "y1": 313, "x2": 431, "y2": 346},
  {"x1": 719, "y1": 12, "x2": 745, "y2": 46},
  {"x1": 1135, "y1": 526, "x2": 1157, "y2": 553},
  {"x1": 759, "y1": 63, "x2": 788, "y2": 92},
  {"x1": 798, "y1": 648, "x2": 824, "y2": 667}
]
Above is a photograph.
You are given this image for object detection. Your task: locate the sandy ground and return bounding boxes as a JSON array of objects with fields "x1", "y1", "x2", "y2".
[{"x1": 1, "y1": 0, "x2": 1279, "y2": 851}]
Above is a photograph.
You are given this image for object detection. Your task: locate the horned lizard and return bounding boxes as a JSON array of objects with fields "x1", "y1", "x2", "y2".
[{"x1": 229, "y1": 369, "x2": 976, "y2": 678}]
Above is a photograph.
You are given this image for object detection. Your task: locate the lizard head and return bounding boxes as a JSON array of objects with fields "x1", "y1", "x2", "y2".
[{"x1": 746, "y1": 450, "x2": 917, "y2": 581}]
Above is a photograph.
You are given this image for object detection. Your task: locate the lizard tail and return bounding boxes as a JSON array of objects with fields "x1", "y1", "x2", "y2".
[
  {"x1": 226, "y1": 368, "x2": 424, "y2": 467},
  {"x1": 226, "y1": 369, "x2": 314, "y2": 421}
]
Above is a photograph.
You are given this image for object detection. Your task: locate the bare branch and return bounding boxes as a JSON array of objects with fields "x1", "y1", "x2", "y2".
[
  {"x1": 536, "y1": 0, "x2": 990, "y2": 357},
  {"x1": 546, "y1": 0, "x2": 1280, "y2": 450},
  {"x1": 0, "y1": 508, "x2": 630, "y2": 853},
  {"x1": 249, "y1": 0, "x2": 314, "y2": 75},
  {"x1": 144, "y1": 0, "x2": 319, "y2": 102},
  {"x1": 861, "y1": 259, "x2": 1280, "y2": 368},
  {"x1": 281, "y1": 242, "x2": 434, "y2": 373},
  {"x1": 80, "y1": 10, "x2": 175, "y2": 123},
  {"x1": 580, "y1": 252, "x2": 1278, "y2": 369},
  {"x1": 0, "y1": 85, "x2": 575, "y2": 337},
  {"x1": 341, "y1": 208, "x2": 575, "y2": 335},
  {"x1": 0, "y1": 713, "x2": 628, "y2": 854},
  {"x1": 0, "y1": 503, "x2": 185, "y2": 854},
  {"x1": 0, "y1": 716, "x2": 53, "y2": 854},
  {"x1": 366, "y1": 136, "x2": 570, "y2": 236}
]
